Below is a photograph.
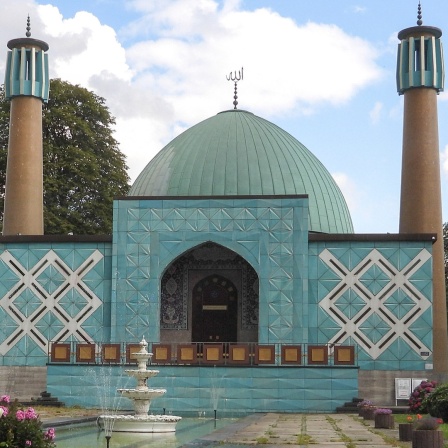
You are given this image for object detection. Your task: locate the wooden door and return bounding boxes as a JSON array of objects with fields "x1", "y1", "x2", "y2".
[{"x1": 192, "y1": 275, "x2": 237, "y2": 342}]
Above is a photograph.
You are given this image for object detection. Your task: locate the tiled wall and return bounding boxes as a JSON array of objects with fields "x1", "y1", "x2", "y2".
[
  {"x1": 310, "y1": 240, "x2": 433, "y2": 370},
  {"x1": 47, "y1": 364, "x2": 358, "y2": 414},
  {"x1": 112, "y1": 197, "x2": 309, "y2": 344},
  {"x1": 0, "y1": 198, "x2": 434, "y2": 376},
  {"x1": 0, "y1": 241, "x2": 112, "y2": 365}
]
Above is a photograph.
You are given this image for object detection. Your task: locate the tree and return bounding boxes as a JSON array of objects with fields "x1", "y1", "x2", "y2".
[{"x1": 0, "y1": 79, "x2": 130, "y2": 234}]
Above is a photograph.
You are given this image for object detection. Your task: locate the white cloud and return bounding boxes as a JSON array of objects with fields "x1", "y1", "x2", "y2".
[
  {"x1": 125, "y1": 4, "x2": 383, "y2": 122},
  {"x1": 332, "y1": 172, "x2": 360, "y2": 214},
  {"x1": 353, "y1": 6, "x2": 367, "y2": 14},
  {"x1": 0, "y1": 0, "x2": 384, "y2": 183},
  {"x1": 370, "y1": 101, "x2": 383, "y2": 124},
  {"x1": 38, "y1": 5, "x2": 133, "y2": 86}
]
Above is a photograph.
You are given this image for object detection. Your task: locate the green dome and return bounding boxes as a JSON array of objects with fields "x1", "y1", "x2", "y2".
[{"x1": 129, "y1": 110, "x2": 353, "y2": 233}]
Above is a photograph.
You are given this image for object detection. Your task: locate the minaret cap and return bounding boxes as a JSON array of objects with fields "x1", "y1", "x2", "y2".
[
  {"x1": 398, "y1": 2, "x2": 442, "y2": 40},
  {"x1": 7, "y1": 15, "x2": 49, "y2": 52}
]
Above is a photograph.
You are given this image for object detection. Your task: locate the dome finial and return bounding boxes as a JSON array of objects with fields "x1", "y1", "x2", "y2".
[
  {"x1": 26, "y1": 14, "x2": 31, "y2": 37},
  {"x1": 226, "y1": 67, "x2": 243, "y2": 110},
  {"x1": 417, "y1": 1, "x2": 423, "y2": 26}
]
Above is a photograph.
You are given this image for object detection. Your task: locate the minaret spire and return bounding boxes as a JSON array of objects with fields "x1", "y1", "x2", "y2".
[{"x1": 417, "y1": 2, "x2": 423, "y2": 26}]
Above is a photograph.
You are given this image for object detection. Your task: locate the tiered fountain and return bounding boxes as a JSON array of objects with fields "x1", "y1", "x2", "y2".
[{"x1": 99, "y1": 337, "x2": 181, "y2": 433}]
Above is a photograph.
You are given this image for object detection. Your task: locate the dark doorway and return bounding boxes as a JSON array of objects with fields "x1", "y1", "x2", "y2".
[{"x1": 192, "y1": 274, "x2": 237, "y2": 342}]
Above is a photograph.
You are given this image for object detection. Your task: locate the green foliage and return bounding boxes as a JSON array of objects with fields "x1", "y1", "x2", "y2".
[
  {"x1": 413, "y1": 416, "x2": 442, "y2": 430},
  {"x1": 0, "y1": 396, "x2": 55, "y2": 448},
  {"x1": 0, "y1": 79, "x2": 130, "y2": 234},
  {"x1": 423, "y1": 383, "x2": 448, "y2": 423}
]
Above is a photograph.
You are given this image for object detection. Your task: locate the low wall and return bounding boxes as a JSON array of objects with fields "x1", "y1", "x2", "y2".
[
  {"x1": 0, "y1": 366, "x2": 47, "y2": 401},
  {"x1": 358, "y1": 370, "x2": 448, "y2": 406},
  {"x1": 47, "y1": 365, "x2": 358, "y2": 415}
]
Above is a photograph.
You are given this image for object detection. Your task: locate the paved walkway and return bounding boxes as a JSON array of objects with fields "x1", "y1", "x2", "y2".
[{"x1": 185, "y1": 413, "x2": 409, "y2": 448}]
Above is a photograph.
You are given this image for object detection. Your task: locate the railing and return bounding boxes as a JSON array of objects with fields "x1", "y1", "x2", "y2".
[{"x1": 48, "y1": 341, "x2": 357, "y2": 367}]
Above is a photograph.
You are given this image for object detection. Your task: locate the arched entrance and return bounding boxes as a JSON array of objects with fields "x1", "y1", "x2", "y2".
[
  {"x1": 160, "y1": 242, "x2": 259, "y2": 344},
  {"x1": 192, "y1": 274, "x2": 237, "y2": 342}
]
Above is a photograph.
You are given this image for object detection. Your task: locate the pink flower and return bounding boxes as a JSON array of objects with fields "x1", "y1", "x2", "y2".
[
  {"x1": 16, "y1": 409, "x2": 25, "y2": 421},
  {"x1": 0, "y1": 406, "x2": 8, "y2": 417},
  {"x1": 25, "y1": 407, "x2": 38, "y2": 419},
  {"x1": 0, "y1": 395, "x2": 10, "y2": 403},
  {"x1": 45, "y1": 428, "x2": 55, "y2": 440},
  {"x1": 25, "y1": 440, "x2": 32, "y2": 446}
]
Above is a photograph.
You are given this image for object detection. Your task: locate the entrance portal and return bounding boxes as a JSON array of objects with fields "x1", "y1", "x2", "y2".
[
  {"x1": 192, "y1": 275, "x2": 237, "y2": 342},
  {"x1": 160, "y1": 242, "x2": 258, "y2": 344}
]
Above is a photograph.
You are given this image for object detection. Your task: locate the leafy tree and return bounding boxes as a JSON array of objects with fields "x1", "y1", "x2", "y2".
[{"x1": 0, "y1": 79, "x2": 130, "y2": 234}]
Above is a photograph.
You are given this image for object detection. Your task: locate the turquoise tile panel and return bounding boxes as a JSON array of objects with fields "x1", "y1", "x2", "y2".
[
  {"x1": 303, "y1": 387, "x2": 333, "y2": 401},
  {"x1": 47, "y1": 365, "x2": 358, "y2": 413},
  {"x1": 277, "y1": 387, "x2": 305, "y2": 400}
]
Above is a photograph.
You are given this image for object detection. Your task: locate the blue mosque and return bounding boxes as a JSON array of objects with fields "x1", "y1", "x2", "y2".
[{"x1": 0, "y1": 7, "x2": 446, "y2": 414}]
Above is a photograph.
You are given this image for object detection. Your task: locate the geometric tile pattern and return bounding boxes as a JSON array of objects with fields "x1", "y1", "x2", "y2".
[
  {"x1": 113, "y1": 197, "x2": 308, "y2": 344},
  {"x1": 319, "y1": 248, "x2": 432, "y2": 360},
  {"x1": 0, "y1": 248, "x2": 104, "y2": 356}
]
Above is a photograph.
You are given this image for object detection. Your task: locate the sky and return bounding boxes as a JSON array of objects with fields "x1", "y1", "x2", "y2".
[{"x1": 1, "y1": 0, "x2": 448, "y2": 234}]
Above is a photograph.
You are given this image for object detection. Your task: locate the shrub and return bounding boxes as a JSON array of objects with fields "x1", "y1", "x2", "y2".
[
  {"x1": 0, "y1": 395, "x2": 56, "y2": 448},
  {"x1": 423, "y1": 383, "x2": 448, "y2": 423},
  {"x1": 414, "y1": 416, "x2": 443, "y2": 430},
  {"x1": 408, "y1": 380, "x2": 437, "y2": 413}
]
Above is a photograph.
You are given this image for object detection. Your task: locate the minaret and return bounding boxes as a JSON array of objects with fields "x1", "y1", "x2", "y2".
[
  {"x1": 2, "y1": 17, "x2": 49, "y2": 235},
  {"x1": 397, "y1": 3, "x2": 448, "y2": 373}
]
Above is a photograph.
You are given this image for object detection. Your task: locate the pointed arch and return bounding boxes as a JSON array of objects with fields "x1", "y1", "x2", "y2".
[{"x1": 160, "y1": 242, "x2": 259, "y2": 343}]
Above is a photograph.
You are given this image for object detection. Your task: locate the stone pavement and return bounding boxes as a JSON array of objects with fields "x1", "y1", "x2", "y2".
[{"x1": 184, "y1": 412, "x2": 410, "y2": 448}]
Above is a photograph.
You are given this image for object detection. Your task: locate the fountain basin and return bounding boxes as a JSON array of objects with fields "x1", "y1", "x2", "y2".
[
  {"x1": 124, "y1": 370, "x2": 159, "y2": 379},
  {"x1": 118, "y1": 388, "x2": 166, "y2": 399},
  {"x1": 99, "y1": 414, "x2": 182, "y2": 433}
]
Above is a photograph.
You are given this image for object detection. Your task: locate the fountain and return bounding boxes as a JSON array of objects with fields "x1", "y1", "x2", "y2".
[{"x1": 99, "y1": 337, "x2": 181, "y2": 433}]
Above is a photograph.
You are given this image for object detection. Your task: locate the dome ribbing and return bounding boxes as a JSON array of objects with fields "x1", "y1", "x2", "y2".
[{"x1": 129, "y1": 109, "x2": 353, "y2": 233}]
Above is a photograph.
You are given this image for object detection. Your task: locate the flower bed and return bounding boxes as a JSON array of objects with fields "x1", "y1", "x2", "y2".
[{"x1": 0, "y1": 395, "x2": 56, "y2": 448}]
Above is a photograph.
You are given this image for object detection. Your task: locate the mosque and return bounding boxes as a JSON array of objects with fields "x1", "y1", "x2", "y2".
[{"x1": 0, "y1": 7, "x2": 447, "y2": 413}]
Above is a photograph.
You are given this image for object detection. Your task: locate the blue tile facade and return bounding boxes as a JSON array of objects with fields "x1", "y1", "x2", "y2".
[
  {"x1": 47, "y1": 364, "x2": 358, "y2": 414},
  {"x1": 310, "y1": 240, "x2": 433, "y2": 370},
  {"x1": 0, "y1": 241, "x2": 112, "y2": 365},
  {"x1": 0, "y1": 196, "x2": 435, "y2": 410},
  {"x1": 110, "y1": 196, "x2": 433, "y2": 370},
  {"x1": 112, "y1": 197, "x2": 309, "y2": 345}
]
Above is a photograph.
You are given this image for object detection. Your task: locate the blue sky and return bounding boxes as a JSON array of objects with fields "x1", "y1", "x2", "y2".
[{"x1": 1, "y1": 0, "x2": 448, "y2": 234}]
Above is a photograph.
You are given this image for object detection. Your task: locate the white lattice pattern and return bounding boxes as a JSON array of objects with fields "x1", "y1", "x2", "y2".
[
  {"x1": 0, "y1": 250, "x2": 103, "y2": 355},
  {"x1": 319, "y1": 248, "x2": 432, "y2": 359}
]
